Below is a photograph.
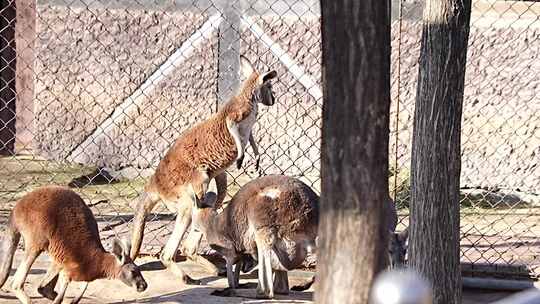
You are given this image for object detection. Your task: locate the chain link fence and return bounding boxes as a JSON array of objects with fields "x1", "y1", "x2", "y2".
[
  {"x1": 391, "y1": 0, "x2": 540, "y2": 279},
  {"x1": 0, "y1": 0, "x2": 539, "y2": 279}
]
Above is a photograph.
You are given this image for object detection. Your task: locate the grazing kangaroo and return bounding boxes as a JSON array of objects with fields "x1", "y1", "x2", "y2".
[
  {"x1": 190, "y1": 174, "x2": 319, "y2": 299},
  {"x1": 0, "y1": 186, "x2": 147, "y2": 304},
  {"x1": 129, "y1": 55, "x2": 277, "y2": 284},
  {"x1": 290, "y1": 196, "x2": 404, "y2": 292}
]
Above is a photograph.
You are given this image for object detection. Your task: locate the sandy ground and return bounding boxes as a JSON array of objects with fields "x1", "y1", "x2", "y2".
[
  {"x1": 2, "y1": 155, "x2": 540, "y2": 276},
  {"x1": 0, "y1": 251, "x2": 516, "y2": 304},
  {"x1": 0, "y1": 253, "x2": 315, "y2": 304}
]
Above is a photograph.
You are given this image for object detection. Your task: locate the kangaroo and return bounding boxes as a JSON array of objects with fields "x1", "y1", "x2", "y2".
[
  {"x1": 0, "y1": 186, "x2": 147, "y2": 304},
  {"x1": 129, "y1": 55, "x2": 277, "y2": 284},
  {"x1": 388, "y1": 227, "x2": 409, "y2": 268},
  {"x1": 190, "y1": 174, "x2": 319, "y2": 299},
  {"x1": 290, "y1": 196, "x2": 404, "y2": 292}
]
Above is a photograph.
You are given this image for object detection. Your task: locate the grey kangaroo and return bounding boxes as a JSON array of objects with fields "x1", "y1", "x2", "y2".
[{"x1": 190, "y1": 174, "x2": 319, "y2": 299}]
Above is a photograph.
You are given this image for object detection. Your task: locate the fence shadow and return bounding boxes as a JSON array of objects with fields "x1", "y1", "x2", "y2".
[{"x1": 108, "y1": 287, "x2": 313, "y2": 304}]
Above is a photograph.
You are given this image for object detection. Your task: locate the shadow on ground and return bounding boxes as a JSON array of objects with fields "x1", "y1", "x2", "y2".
[{"x1": 109, "y1": 287, "x2": 313, "y2": 304}]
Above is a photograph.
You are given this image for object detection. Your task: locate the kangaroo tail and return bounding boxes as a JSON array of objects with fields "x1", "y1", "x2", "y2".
[
  {"x1": 129, "y1": 191, "x2": 159, "y2": 260},
  {"x1": 0, "y1": 221, "x2": 21, "y2": 288}
]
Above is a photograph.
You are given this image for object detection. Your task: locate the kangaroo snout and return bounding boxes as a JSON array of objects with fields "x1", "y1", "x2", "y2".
[{"x1": 136, "y1": 279, "x2": 148, "y2": 292}]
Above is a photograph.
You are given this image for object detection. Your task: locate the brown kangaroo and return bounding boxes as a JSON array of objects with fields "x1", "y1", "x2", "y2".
[
  {"x1": 129, "y1": 56, "x2": 277, "y2": 284},
  {"x1": 0, "y1": 186, "x2": 147, "y2": 304},
  {"x1": 190, "y1": 174, "x2": 319, "y2": 299}
]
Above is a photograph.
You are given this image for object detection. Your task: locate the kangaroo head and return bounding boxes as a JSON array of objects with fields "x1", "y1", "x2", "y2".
[
  {"x1": 188, "y1": 173, "x2": 220, "y2": 235},
  {"x1": 388, "y1": 229, "x2": 409, "y2": 269},
  {"x1": 240, "y1": 253, "x2": 257, "y2": 273},
  {"x1": 189, "y1": 164, "x2": 211, "y2": 203},
  {"x1": 240, "y1": 55, "x2": 277, "y2": 106},
  {"x1": 111, "y1": 238, "x2": 148, "y2": 292}
]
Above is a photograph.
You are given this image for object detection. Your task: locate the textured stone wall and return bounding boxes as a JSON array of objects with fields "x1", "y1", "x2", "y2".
[
  {"x1": 32, "y1": 5, "x2": 540, "y2": 193},
  {"x1": 33, "y1": 7, "x2": 211, "y2": 164},
  {"x1": 389, "y1": 21, "x2": 540, "y2": 193}
]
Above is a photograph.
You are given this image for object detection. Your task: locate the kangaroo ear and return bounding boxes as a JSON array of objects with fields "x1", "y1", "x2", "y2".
[
  {"x1": 261, "y1": 70, "x2": 277, "y2": 82},
  {"x1": 122, "y1": 238, "x2": 132, "y2": 260},
  {"x1": 207, "y1": 176, "x2": 218, "y2": 194},
  {"x1": 111, "y1": 238, "x2": 126, "y2": 264},
  {"x1": 397, "y1": 228, "x2": 409, "y2": 243},
  {"x1": 240, "y1": 55, "x2": 256, "y2": 79},
  {"x1": 187, "y1": 183, "x2": 200, "y2": 209}
]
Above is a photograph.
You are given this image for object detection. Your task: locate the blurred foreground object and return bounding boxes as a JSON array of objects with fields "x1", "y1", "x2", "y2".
[{"x1": 371, "y1": 269, "x2": 432, "y2": 304}]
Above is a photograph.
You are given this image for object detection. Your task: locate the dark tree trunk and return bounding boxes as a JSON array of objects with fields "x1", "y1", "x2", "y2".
[
  {"x1": 409, "y1": 0, "x2": 472, "y2": 303},
  {"x1": 0, "y1": 0, "x2": 17, "y2": 155},
  {"x1": 316, "y1": 1, "x2": 391, "y2": 303}
]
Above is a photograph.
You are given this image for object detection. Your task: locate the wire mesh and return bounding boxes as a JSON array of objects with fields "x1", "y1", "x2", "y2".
[
  {"x1": 0, "y1": 0, "x2": 538, "y2": 278},
  {"x1": 391, "y1": 0, "x2": 540, "y2": 278}
]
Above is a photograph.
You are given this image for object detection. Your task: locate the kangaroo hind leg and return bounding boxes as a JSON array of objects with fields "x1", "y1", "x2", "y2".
[
  {"x1": 11, "y1": 248, "x2": 41, "y2": 304},
  {"x1": 160, "y1": 202, "x2": 200, "y2": 285},
  {"x1": 273, "y1": 270, "x2": 289, "y2": 295},
  {"x1": 37, "y1": 263, "x2": 60, "y2": 300},
  {"x1": 254, "y1": 231, "x2": 275, "y2": 299},
  {"x1": 52, "y1": 270, "x2": 70, "y2": 304}
]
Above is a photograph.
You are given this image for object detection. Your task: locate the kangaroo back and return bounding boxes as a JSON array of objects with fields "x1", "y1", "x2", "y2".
[
  {"x1": 245, "y1": 175, "x2": 319, "y2": 238},
  {"x1": 12, "y1": 186, "x2": 104, "y2": 256},
  {"x1": 0, "y1": 220, "x2": 21, "y2": 288}
]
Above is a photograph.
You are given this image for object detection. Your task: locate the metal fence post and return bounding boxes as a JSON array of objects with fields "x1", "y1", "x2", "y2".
[
  {"x1": 14, "y1": 0, "x2": 36, "y2": 153},
  {"x1": 0, "y1": 0, "x2": 17, "y2": 155},
  {"x1": 217, "y1": 1, "x2": 243, "y2": 108}
]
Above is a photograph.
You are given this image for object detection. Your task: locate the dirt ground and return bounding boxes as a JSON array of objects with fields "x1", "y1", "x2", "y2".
[
  {"x1": 0, "y1": 155, "x2": 534, "y2": 303},
  {"x1": 0, "y1": 252, "x2": 515, "y2": 304},
  {"x1": 0, "y1": 253, "x2": 315, "y2": 304},
  {"x1": 2, "y1": 155, "x2": 540, "y2": 275}
]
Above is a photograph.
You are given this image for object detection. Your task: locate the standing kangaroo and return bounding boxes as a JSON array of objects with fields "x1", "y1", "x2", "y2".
[
  {"x1": 129, "y1": 55, "x2": 278, "y2": 284},
  {"x1": 190, "y1": 174, "x2": 319, "y2": 299},
  {"x1": 0, "y1": 186, "x2": 147, "y2": 304}
]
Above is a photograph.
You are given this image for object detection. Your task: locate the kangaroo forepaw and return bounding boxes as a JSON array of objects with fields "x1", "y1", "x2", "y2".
[
  {"x1": 37, "y1": 286, "x2": 58, "y2": 301},
  {"x1": 236, "y1": 156, "x2": 244, "y2": 169},
  {"x1": 254, "y1": 156, "x2": 260, "y2": 171},
  {"x1": 182, "y1": 275, "x2": 201, "y2": 285}
]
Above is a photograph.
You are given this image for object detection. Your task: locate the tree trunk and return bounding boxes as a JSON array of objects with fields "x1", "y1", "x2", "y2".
[
  {"x1": 409, "y1": 0, "x2": 472, "y2": 303},
  {"x1": 316, "y1": 1, "x2": 391, "y2": 303},
  {"x1": 0, "y1": 0, "x2": 17, "y2": 155}
]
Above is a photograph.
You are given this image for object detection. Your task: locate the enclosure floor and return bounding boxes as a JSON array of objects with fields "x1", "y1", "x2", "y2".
[
  {"x1": 0, "y1": 252, "x2": 515, "y2": 304},
  {"x1": 2, "y1": 155, "x2": 540, "y2": 277},
  {"x1": 0, "y1": 253, "x2": 314, "y2": 304}
]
